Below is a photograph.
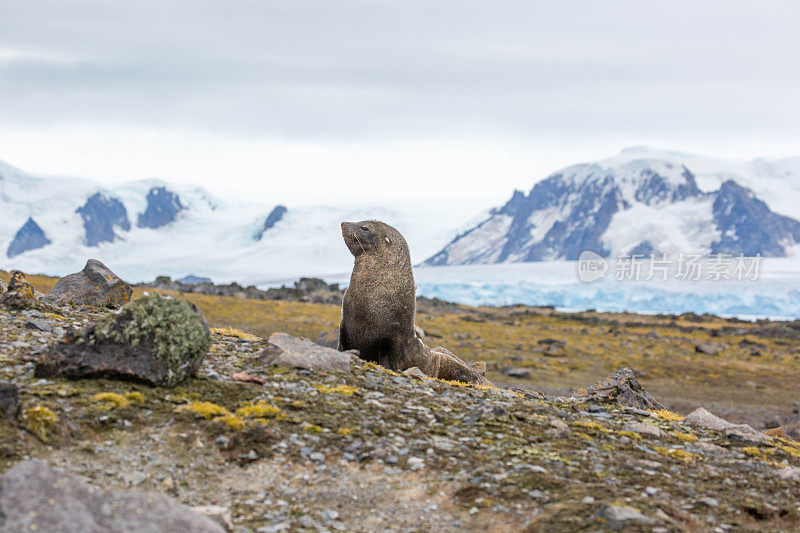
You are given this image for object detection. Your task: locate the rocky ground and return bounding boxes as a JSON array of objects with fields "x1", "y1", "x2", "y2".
[{"x1": 1, "y1": 268, "x2": 800, "y2": 532}]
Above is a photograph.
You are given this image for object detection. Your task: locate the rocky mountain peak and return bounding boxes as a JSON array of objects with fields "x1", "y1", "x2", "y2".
[
  {"x1": 6, "y1": 217, "x2": 51, "y2": 258},
  {"x1": 75, "y1": 193, "x2": 131, "y2": 247},
  {"x1": 137, "y1": 187, "x2": 184, "y2": 229}
]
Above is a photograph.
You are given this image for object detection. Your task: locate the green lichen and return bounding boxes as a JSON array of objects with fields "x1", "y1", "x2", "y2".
[{"x1": 92, "y1": 294, "x2": 210, "y2": 386}]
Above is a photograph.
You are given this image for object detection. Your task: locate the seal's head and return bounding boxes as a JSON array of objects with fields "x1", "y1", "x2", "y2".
[{"x1": 341, "y1": 220, "x2": 408, "y2": 260}]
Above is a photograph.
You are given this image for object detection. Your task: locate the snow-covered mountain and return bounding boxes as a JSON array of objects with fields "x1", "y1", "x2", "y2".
[
  {"x1": 425, "y1": 148, "x2": 800, "y2": 265},
  {"x1": 0, "y1": 159, "x2": 487, "y2": 284}
]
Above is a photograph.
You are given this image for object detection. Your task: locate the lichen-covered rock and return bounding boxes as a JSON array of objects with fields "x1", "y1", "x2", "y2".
[
  {"x1": 0, "y1": 461, "x2": 224, "y2": 533},
  {"x1": 0, "y1": 381, "x2": 19, "y2": 420},
  {"x1": 315, "y1": 328, "x2": 339, "y2": 349},
  {"x1": 0, "y1": 270, "x2": 37, "y2": 309},
  {"x1": 260, "y1": 332, "x2": 353, "y2": 373},
  {"x1": 35, "y1": 294, "x2": 210, "y2": 387},
  {"x1": 43, "y1": 259, "x2": 132, "y2": 308},
  {"x1": 574, "y1": 367, "x2": 665, "y2": 410}
]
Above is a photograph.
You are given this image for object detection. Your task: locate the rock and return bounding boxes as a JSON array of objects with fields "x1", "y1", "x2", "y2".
[
  {"x1": 576, "y1": 367, "x2": 665, "y2": 410},
  {"x1": 684, "y1": 407, "x2": 765, "y2": 443},
  {"x1": 595, "y1": 504, "x2": 656, "y2": 531},
  {"x1": 622, "y1": 420, "x2": 664, "y2": 438},
  {"x1": 501, "y1": 367, "x2": 531, "y2": 379},
  {"x1": 0, "y1": 382, "x2": 19, "y2": 420},
  {"x1": 777, "y1": 466, "x2": 800, "y2": 482},
  {"x1": 25, "y1": 318, "x2": 52, "y2": 332},
  {"x1": 0, "y1": 271, "x2": 37, "y2": 309},
  {"x1": 315, "y1": 329, "x2": 340, "y2": 349},
  {"x1": 0, "y1": 460, "x2": 224, "y2": 532},
  {"x1": 403, "y1": 367, "x2": 429, "y2": 380},
  {"x1": 644, "y1": 330, "x2": 661, "y2": 340},
  {"x1": 35, "y1": 294, "x2": 210, "y2": 387},
  {"x1": 0, "y1": 278, "x2": 6, "y2": 295},
  {"x1": 43, "y1": 259, "x2": 132, "y2": 308},
  {"x1": 544, "y1": 418, "x2": 571, "y2": 439},
  {"x1": 694, "y1": 342, "x2": 724, "y2": 355},
  {"x1": 259, "y1": 332, "x2": 352, "y2": 373},
  {"x1": 193, "y1": 505, "x2": 234, "y2": 531},
  {"x1": 414, "y1": 324, "x2": 426, "y2": 339},
  {"x1": 6, "y1": 217, "x2": 52, "y2": 258}
]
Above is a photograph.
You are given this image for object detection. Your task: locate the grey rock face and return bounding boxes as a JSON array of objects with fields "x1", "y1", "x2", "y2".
[
  {"x1": 0, "y1": 461, "x2": 224, "y2": 533},
  {"x1": 684, "y1": 407, "x2": 767, "y2": 443},
  {"x1": 0, "y1": 382, "x2": 19, "y2": 420},
  {"x1": 75, "y1": 192, "x2": 130, "y2": 246},
  {"x1": 260, "y1": 332, "x2": 352, "y2": 373},
  {"x1": 254, "y1": 204, "x2": 288, "y2": 240},
  {"x1": 6, "y1": 217, "x2": 51, "y2": 258},
  {"x1": 137, "y1": 186, "x2": 184, "y2": 229},
  {"x1": 711, "y1": 180, "x2": 800, "y2": 256},
  {"x1": 43, "y1": 259, "x2": 132, "y2": 308},
  {"x1": 595, "y1": 504, "x2": 656, "y2": 531}
]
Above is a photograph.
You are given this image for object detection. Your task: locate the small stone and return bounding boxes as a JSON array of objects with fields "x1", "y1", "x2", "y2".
[
  {"x1": 407, "y1": 457, "x2": 424, "y2": 471},
  {"x1": 582, "y1": 496, "x2": 595, "y2": 504},
  {"x1": 309, "y1": 452, "x2": 326, "y2": 463},
  {"x1": 319, "y1": 509, "x2": 339, "y2": 522},
  {"x1": 694, "y1": 342, "x2": 724, "y2": 355},
  {"x1": 696, "y1": 497, "x2": 719, "y2": 508},
  {"x1": 214, "y1": 435, "x2": 230, "y2": 448},
  {"x1": 596, "y1": 504, "x2": 656, "y2": 531},
  {"x1": 25, "y1": 318, "x2": 52, "y2": 332},
  {"x1": 402, "y1": 367, "x2": 429, "y2": 380},
  {"x1": 500, "y1": 367, "x2": 531, "y2": 379}
]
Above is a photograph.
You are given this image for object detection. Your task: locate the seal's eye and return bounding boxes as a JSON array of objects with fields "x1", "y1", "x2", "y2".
[{"x1": 361, "y1": 226, "x2": 369, "y2": 232}]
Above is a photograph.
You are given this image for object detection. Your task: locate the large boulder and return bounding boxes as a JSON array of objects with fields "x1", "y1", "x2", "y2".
[
  {"x1": 43, "y1": 259, "x2": 132, "y2": 308},
  {"x1": 0, "y1": 461, "x2": 224, "y2": 533},
  {"x1": 35, "y1": 294, "x2": 210, "y2": 387},
  {"x1": 0, "y1": 382, "x2": 19, "y2": 420},
  {"x1": 260, "y1": 332, "x2": 353, "y2": 373},
  {"x1": 574, "y1": 367, "x2": 664, "y2": 410}
]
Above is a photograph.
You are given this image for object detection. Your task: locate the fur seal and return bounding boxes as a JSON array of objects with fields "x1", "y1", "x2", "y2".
[{"x1": 338, "y1": 220, "x2": 489, "y2": 385}]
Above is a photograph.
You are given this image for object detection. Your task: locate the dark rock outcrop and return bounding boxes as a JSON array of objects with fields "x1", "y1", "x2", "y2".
[
  {"x1": 6, "y1": 217, "x2": 51, "y2": 258},
  {"x1": 259, "y1": 332, "x2": 353, "y2": 373},
  {"x1": 35, "y1": 294, "x2": 210, "y2": 387},
  {"x1": 574, "y1": 367, "x2": 664, "y2": 410},
  {"x1": 254, "y1": 204, "x2": 288, "y2": 240},
  {"x1": 137, "y1": 186, "x2": 184, "y2": 229},
  {"x1": 0, "y1": 461, "x2": 224, "y2": 532},
  {"x1": 143, "y1": 276, "x2": 343, "y2": 305},
  {"x1": 711, "y1": 180, "x2": 800, "y2": 256},
  {"x1": 43, "y1": 259, "x2": 132, "y2": 308},
  {"x1": 0, "y1": 381, "x2": 19, "y2": 420},
  {"x1": 75, "y1": 192, "x2": 130, "y2": 246}
]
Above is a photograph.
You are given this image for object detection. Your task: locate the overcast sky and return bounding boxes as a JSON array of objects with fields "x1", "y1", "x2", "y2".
[{"x1": 1, "y1": 0, "x2": 799, "y2": 206}]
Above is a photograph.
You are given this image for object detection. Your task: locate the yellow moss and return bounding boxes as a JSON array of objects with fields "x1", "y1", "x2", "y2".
[
  {"x1": 290, "y1": 400, "x2": 304, "y2": 409},
  {"x1": 741, "y1": 447, "x2": 762, "y2": 457},
  {"x1": 577, "y1": 432, "x2": 594, "y2": 441},
  {"x1": 124, "y1": 392, "x2": 145, "y2": 405},
  {"x1": 211, "y1": 327, "x2": 260, "y2": 341},
  {"x1": 672, "y1": 431, "x2": 698, "y2": 443},
  {"x1": 337, "y1": 427, "x2": 353, "y2": 436},
  {"x1": 177, "y1": 401, "x2": 231, "y2": 419},
  {"x1": 573, "y1": 420, "x2": 610, "y2": 433},
  {"x1": 776, "y1": 444, "x2": 800, "y2": 459},
  {"x1": 304, "y1": 424, "x2": 323, "y2": 433},
  {"x1": 650, "y1": 410, "x2": 685, "y2": 422},
  {"x1": 24, "y1": 405, "x2": 57, "y2": 442},
  {"x1": 654, "y1": 446, "x2": 701, "y2": 463},
  {"x1": 315, "y1": 384, "x2": 358, "y2": 396},
  {"x1": 213, "y1": 414, "x2": 246, "y2": 430},
  {"x1": 617, "y1": 431, "x2": 642, "y2": 440},
  {"x1": 91, "y1": 392, "x2": 131, "y2": 409},
  {"x1": 43, "y1": 312, "x2": 67, "y2": 320},
  {"x1": 236, "y1": 401, "x2": 282, "y2": 418}
]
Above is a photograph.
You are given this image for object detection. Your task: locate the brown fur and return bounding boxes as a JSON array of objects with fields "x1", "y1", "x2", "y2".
[{"x1": 338, "y1": 220, "x2": 489, "y2": 385}]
